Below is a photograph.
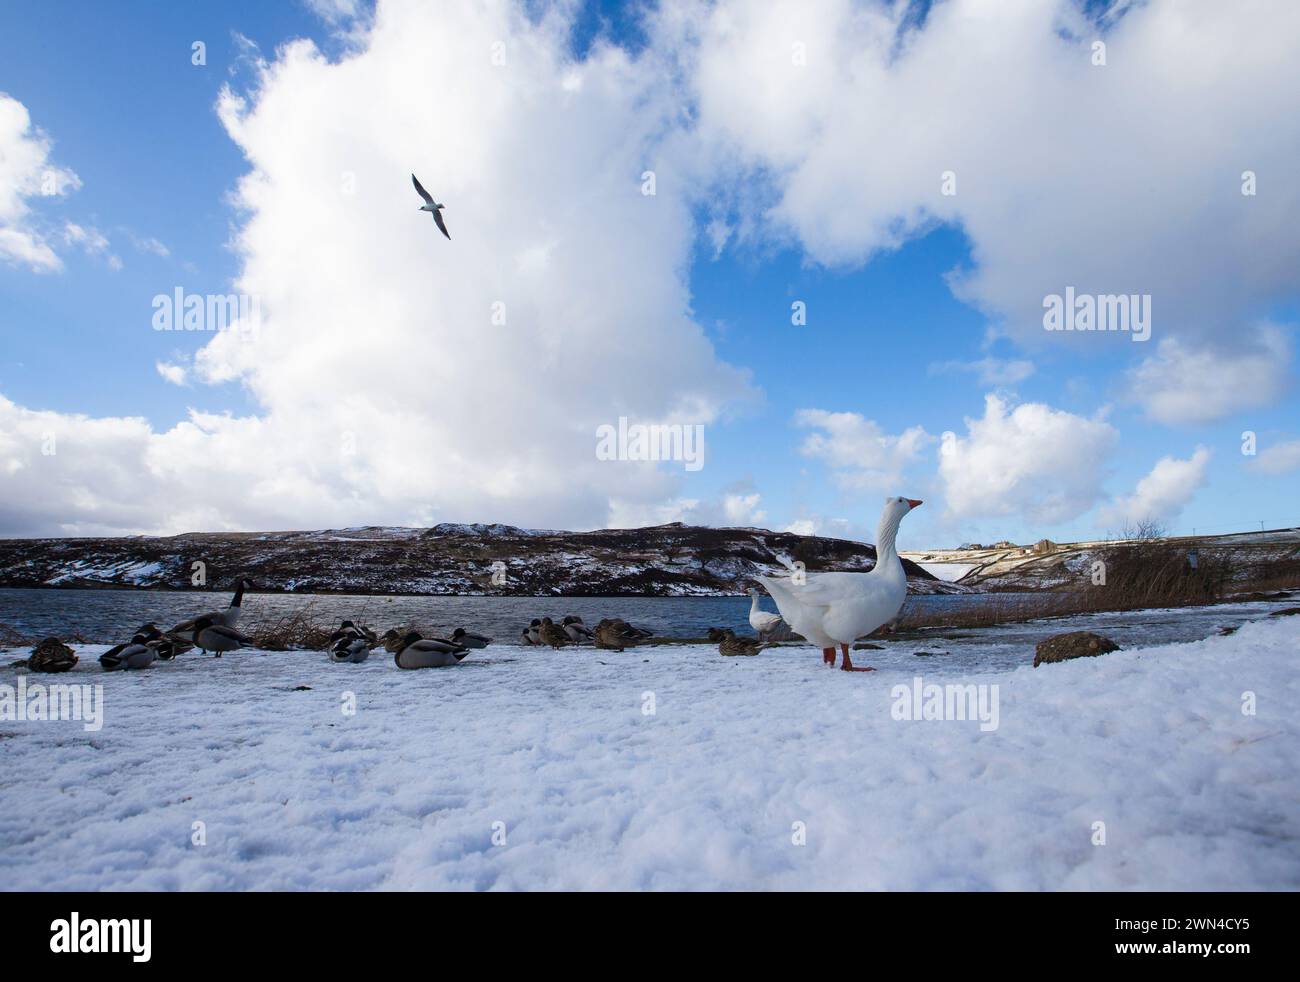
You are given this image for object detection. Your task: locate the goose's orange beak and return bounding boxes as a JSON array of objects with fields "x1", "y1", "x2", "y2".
[{"x1": 906, "y1": 499, "x2": 923, "y2": 508}]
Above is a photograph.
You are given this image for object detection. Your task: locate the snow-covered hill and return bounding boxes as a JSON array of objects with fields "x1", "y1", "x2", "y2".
[{"x1": 0, "y1": 522, "x2": 962, "y2": 597}]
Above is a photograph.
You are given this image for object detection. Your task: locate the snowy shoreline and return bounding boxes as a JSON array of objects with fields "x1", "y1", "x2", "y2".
[{"x1": 1, "y1": 610, "x2": 1296, "y2": 890}]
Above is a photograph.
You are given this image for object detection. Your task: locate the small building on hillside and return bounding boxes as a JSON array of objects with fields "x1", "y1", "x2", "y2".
[{"x1": 1032, "y1": 538, "x2": 1057, "y2": 554}]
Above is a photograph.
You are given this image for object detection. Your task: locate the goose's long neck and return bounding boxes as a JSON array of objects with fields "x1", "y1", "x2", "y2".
[
  {"x1": 749, "y1": 594, "x2": 760, "y2": 614},
  {"x1": 874, "y1": 514, "x2": 904, "y2": 577}
]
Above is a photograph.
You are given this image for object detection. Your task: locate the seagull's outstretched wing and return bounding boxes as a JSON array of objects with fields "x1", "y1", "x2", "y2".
[
  {"x1": 411, "y1": 173, "x2": 434, "y2": 206},
  {"x1": 433, "y1": 208, "x2": 451, "y2": 240}
]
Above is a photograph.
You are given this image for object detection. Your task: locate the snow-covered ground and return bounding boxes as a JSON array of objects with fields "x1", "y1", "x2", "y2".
[
  {"x1": 2, "y1": 613, "x2": 1297, "y2": 890},
  {"x1": 914, "y1": 561, "x2": 980, "y2": 582}
]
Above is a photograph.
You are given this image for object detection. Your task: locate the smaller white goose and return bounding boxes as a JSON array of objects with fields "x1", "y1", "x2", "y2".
[
  {"x1": 746, "y1": 587, "x2": 784, "y2": 637},
  {"x1": 382, "y1": 629, "x2": 470, "y2": 669}
]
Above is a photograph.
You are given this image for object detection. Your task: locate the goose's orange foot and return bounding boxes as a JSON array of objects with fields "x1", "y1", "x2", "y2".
[
  {"x1": 822, "y1": 647, "x2": 836, "y2": 665},
  {"x1": 839, "y1": 645, "x2": 873, "y2": 672}
]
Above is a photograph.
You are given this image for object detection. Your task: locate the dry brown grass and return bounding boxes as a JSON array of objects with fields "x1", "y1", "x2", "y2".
[
  {"x1": 243, "y1": 603, "x2": 338, "y2": 651},
  {"x1": 891, "y1": 537, "x2": 1247, "y2": 634},
  {"x1": 0, "y1": 622, "x2": 99, "y2": 648}
]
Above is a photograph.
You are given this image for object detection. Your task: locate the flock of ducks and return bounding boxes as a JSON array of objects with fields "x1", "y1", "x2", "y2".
[
  {"x1": 520, "y1": 616, "x2": 653, "y2": 651},
  {"x1": 15, "y1": 494, "x2": 923, "y2": 677},
  {"x1": 15, "y1": 581, "x2": 659, "y2": 673}
]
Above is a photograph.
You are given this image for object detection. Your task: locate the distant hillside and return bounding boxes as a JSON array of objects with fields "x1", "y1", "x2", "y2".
[
  {"x1": 0, "y1": 522, "x2": 964, "y2": 597},
  {"x1": 903, "y1": 527, "x2": 1300, "y2": 591}
]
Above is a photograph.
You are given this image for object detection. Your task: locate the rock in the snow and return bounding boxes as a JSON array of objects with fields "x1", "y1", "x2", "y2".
[
  {"x1": 1033, "y1": 631, "x2": 1119, "y2": 667},
  {"x1": 1268, "y1": 607, "x2": 1300, "y2": 617}
]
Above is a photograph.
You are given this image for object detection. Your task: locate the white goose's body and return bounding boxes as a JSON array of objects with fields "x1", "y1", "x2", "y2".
[
  {"x1": 756, "y1": 577, "x2": 839, "y2": 649},
  {"x1": 746, "y1": 590, "x2": 784, "y2": 636},
  {"x1": 758, "y1": 496, "x2": 921, "y2": 671}
]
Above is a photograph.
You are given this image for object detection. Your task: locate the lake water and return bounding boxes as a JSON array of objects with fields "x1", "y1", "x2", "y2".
[{"x1": 0, "y1": 586, "x2": 1023, "y2": 643}]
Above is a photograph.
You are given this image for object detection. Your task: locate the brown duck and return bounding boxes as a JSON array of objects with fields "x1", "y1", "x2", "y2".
[
  {"x1": 537, "y1": 617, "x2": 570, "y2": 649},
  {"x1": 28, "y1": 638, "x2": 78, "y2": 673},
  {"x1": 717, "y1": 629, "x2": 771, "y2": 657}
]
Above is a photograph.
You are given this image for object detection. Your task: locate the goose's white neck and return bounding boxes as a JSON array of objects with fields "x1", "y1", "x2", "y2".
[
  {"x1": 749, "y1": 593, "x2": 761, "y2": 612},
  {"x1": 873, "y1": 512, "x2": 906, "y2": 578}
]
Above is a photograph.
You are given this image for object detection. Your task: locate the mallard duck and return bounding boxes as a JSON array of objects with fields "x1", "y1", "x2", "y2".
[
  {"x1": 602, "y1": 618, "x2": 653, "y2": 640},
  {"x1": 100, "y1": 628, "x2": 159, "y2": 671},
  {"x1": 167, "y1": 577, "x2": 257, "y2": 644},
  {"x1": 759, "y1": 496, "x2": 920, "y2": 672},
  {"x1": 339, "y1": 619, "x2": 378, "y2": 644},
  {"x1": 520, "y1": 628, "x2": 535, "y2": 645},
  {"x1": 537, "y1": 617, "x2": 570, "y2": 649},
  {"x1": 28, "y1": 638, "x2": 77, "y2": 673},
  {"x1": 561, "y1": 616, "x2": 594, "y2": 642},
  {"x1": 525, "y1": 619, "x2": 543, "y2": 645},
  {"x1": 142, "y1": 622, "x2": 192, "y2": 661},
  {"x1": 451, "y1": 628, "x2": 492, "y2": 649},
  {"x1": 190, "y1": 615, "x2": 253, "y2": 657},
  {"x1": 382, "y1": 629, "x2": 469, "y2": 669},
  {"x1": 705, "y1": 627, "x2": 729, "y2": 643},
  {"x1": 592, "y1": 619, "x2": 646, "y2": 652},
  {"x1": 327, "y1": 620, "x2": 375, "y2": 663},
  {"x1": 717, "y1": 628, "x2": 770, "y2": 657}
]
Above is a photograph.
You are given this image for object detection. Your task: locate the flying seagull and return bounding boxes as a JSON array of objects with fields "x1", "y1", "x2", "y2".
[{"x1": 411, "y1": 173, "x2": 450, "y2": 240}]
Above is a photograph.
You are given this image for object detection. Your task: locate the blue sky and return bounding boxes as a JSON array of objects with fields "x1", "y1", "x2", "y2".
[{"x1": 1, "y1": 0, "x2": 1296, "y2": 544}]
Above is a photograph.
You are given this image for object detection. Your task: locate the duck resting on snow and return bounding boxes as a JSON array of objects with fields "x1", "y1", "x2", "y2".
[
  {"x1": 327, "y1": 620, "x2": 378, "y2": 663},
  {"x1": 759, "y1": 496, "x2": 921, "y2": 672},
  {"x1": 100, "y1": 625, "x2": 163, "y2": 671},
  {"x1": 717, "y1": 629, "x2": 771, "y2": 657},
  {"x1": 451, "y1": 628, "x2": 492, "y2": 649},
  {"x1": 525, "y1": 619, "x2": 543, "y2": 645},
  {"x1": 537, "y1": 617, "x2": 571, "y2": 649},
  {"x1": 25, "y1": 638, "x2": 78, "y2": 673},
  {"x1": 562, "y1": 616, "x2": 594, "y2": 642},
  {"x1": 382, "y1": 629, "x2": 470, "y2": 668}
]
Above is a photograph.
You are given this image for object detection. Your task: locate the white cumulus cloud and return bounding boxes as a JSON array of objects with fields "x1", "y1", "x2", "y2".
[
  {"x1": 1126, "y1": 326, "x2": 1291, "y2": 425},
  {"x1": 795, "y1": 408, "x2": 932, "y2": 491},
  {"x1": 0, "y1": 93, "x2": 81, "y2": 272},
  {"x1": 0, "y1": 2, "x2": 754, "y2": 536},
  {"x1": 937, "y1": 393, "x2": 1118, "y2": 524},
  {"x1": 1099, "y1": 446, "x2": 1211, "y2": 529},
  {"x1": 682, "y1": 0, "x2": 1299, "y2": 409},
  {"x1": 1250, "y1": 438, "x2": 1300, "y2": 476}
]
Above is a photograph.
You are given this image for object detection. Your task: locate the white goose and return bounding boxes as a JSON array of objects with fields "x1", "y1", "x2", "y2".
[
  {"x1": 746, "y1": 587, "x2": 784, "y2": 637},
  {"x1": 758, "y1": 496, "x2": 921, "y2": 672}
]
